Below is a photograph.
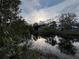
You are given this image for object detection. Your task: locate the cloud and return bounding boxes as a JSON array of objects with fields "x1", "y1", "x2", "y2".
[
  {"x1": 20, "y1": 0, "x2": 79, "y2": 24},
  {"x1": 20, "y1": 0, "x2": 43, "y2": 23},
  {"x1": 20, "y1": 0, "x2": 64, "y2": 24},
  {"x1": 24, "y1": 10, "x2": 49, "y2": 24},
  {"x1": 20, "y1": 0, "x2": 41, "y2": 14},
  {"x1": 36, "y1": 0, "x2": 79, "y2": 21}
]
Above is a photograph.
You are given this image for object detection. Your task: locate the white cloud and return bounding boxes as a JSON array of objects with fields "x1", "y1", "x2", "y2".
[
  {"x1": 21, "y1": 0, "x2": 79, "y2": 24},
  {"x1": 24, "y1": 10, "x2": 49, "y2": 24}
]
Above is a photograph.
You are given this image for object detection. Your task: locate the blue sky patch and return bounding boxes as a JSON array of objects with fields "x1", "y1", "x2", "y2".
[{"x1": 39, "y1": 0, "x2": 65, "y2": 8}]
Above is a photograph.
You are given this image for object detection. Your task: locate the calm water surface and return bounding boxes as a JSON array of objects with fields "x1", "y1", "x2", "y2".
[{"x1": 30, "y1": 36, "x2": 79, "y2": 59}]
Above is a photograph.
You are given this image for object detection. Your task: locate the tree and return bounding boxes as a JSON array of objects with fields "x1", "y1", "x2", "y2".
[
  {"x1": 32, "y1": 23, "x2": 39, "y2": 40},
  {"x1": 59, "y1": 13, "x2": 77, "y2": 30},
  {"x1": 50, "y1": 21, "x2": 57, "y2": 29},
  {"x1": 0, "y1": 0, "x2": 31, "y2": 59}
]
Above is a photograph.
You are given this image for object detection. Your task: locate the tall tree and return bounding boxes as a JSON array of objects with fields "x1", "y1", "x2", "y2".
[
  {"x1": 0, "y1": 0, "x2": 31, "y2": 59},
  {"x1": 59, "y1": 13, "x2": 77, "y2": 30}
]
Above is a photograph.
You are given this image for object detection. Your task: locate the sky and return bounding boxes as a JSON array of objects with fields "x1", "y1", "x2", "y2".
[{"x1": 20, "y1": 0, "x2": 79, "y2": 24}]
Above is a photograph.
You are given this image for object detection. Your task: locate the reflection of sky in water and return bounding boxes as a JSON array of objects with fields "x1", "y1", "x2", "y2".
[{"x1": 30, "y1": 36, "x2": 79, "y2": 59}]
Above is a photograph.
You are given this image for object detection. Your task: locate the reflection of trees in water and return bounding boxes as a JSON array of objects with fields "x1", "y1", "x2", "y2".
[
  {"x1": 33, "y1": 33, "x2": 78, "y2": 55},
  {"x1": 58, "y1": 38, "x2": 77, "y2": 55},
  {"x1": 32, "y1": 26, "x2": 78, "y2": 55},
  {"x1": 45, "y1": 36, "x2": 78, "y2": 55}
]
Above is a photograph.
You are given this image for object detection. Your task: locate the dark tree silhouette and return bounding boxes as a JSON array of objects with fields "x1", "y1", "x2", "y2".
[
  {"x1": 32, "y1": 23, "x2": 39, "y2": 40},
  {"x1": 59, "y1": 13, "x2": 77, "y2": 30},
  {"x1": 0, "y1": 0, "x2": 31, "y2": 59},
  {"x1": 50, "y1": 21, "x2": 57, "y2": 29}
]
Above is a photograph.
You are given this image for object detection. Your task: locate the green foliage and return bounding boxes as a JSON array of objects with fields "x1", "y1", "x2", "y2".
[
  {"x1": 0, "y1": 0, "x2": 31, "y2": 59},
  {"x1": 58, "y1": 30, "x2": 79, "y2": 39},
  {"x1": 39, "y1": 27, "x2": 59, "y2": 37}
]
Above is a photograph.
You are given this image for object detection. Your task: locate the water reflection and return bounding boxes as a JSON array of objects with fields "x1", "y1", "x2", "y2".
[
  {"x1": 30, "y1": 36, "x2": 79, "y2": 59},
  {"x1": 58, "y1": 38, "x2": 77, "y2": 55}
]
